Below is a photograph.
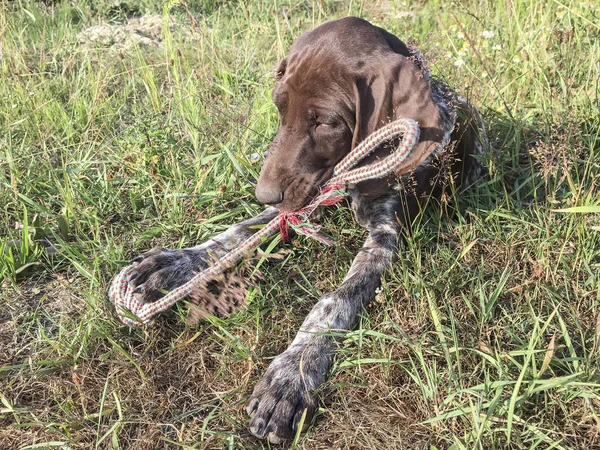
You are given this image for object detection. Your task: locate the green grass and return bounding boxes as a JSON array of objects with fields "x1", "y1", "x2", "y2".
[{"x1": 1, "y1": 0, "x2": 599, "y2": 448}]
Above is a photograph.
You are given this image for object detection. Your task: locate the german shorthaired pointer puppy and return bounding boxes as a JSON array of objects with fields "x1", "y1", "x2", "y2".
[{"x1": 129, "y1": 17, "x2": 487, "y2": 443}]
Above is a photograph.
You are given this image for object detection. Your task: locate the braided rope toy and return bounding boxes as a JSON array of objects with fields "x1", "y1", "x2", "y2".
[{"x1": 108, "y1": 118, "x2": 421, "y2": 327}]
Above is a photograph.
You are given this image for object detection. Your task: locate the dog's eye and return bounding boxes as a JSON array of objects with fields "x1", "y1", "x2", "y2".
[
  {"x1": 312, "y1": 112, "x2": 338, "y2": 134},
  {"x1": 314, "y1": 114, "x2": 333, "y2": 128},
  {"x1": 315, "y1": 120, "x2": 336, "y2": 133}
]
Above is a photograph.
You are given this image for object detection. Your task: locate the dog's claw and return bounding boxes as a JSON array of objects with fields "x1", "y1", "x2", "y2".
[{"x1": 246, "y1": 398, "x2": 259, "y2": 416}]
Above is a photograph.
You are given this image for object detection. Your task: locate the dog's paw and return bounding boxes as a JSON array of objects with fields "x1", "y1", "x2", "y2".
[
  {"x1": 247, "y1": 350, "x2": 320, "y2": 443},
  {"x1": 128, "y1": 247, "x2": 211, "y2": 303}
]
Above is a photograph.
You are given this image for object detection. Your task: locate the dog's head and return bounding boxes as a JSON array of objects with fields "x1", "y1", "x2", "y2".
[{"x1": 255, "y1": 17, "x2": 446, "y2": 211}]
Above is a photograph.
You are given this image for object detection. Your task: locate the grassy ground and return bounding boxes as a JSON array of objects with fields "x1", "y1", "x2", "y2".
[{"x1": 1, "y1": 0, "x2": 599, "y2": 448}]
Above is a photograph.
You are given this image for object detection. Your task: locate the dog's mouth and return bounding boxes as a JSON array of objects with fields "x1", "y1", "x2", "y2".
[
  {"x1": 274, "y1": 183, "x2": 319, "y2": 212},
  {"x1": 274, "y1": 169, "x2": 335, "y2": 212}
]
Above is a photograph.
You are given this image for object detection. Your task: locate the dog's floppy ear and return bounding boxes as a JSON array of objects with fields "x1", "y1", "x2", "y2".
[{"x1": 352, "y1": 49, "x2": 447, "y2": 198}]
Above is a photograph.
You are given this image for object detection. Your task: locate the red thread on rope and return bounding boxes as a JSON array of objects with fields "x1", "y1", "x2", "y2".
[{"x1": 277, "y1": 183, "x2": 346, "y2": 242}]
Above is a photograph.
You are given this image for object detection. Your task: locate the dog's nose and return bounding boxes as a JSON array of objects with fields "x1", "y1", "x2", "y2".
[{"x1": 255, "y1": 185, "x2": 283, "y2": 205}]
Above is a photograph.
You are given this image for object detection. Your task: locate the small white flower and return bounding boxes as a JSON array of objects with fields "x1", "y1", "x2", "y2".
[
  {"x1": 512, "y1": 55, "x2": 521, "y2": 63},
  {"x1": 458, "y1": 50, "x2": 467, "y2": 57},
  {"x1": 11, "y1": 104, "x2": 17, "y2": 108},
  {"x1": 445, "y1": 52, "x2": 453, "y2": 59},
  {"x1": 481, "y1": 71, "x2": 488, "y2": 78},
  {"x1": 454, "y1": 58, "x2": 465, "y2": 67},
  {"x1": 481, "y1": 30, "x2": 495, "y2": 39},
  {"x1": 492, "y1": 44, "x2": 502, "y2": 51},
  {"x1": 457, "y1": 32, "x2": 465, "y2": 39}
]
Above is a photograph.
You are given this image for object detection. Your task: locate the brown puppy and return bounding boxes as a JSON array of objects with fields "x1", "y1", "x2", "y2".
[
  {"x1": 256, "y1": 17, "x2": 483, "y2": 212},
  {"x1": 129, "y1": 17, "x2": 487, "y2": 443}
]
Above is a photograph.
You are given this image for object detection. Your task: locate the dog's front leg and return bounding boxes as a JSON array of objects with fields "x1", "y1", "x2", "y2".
[
  {"x1": 128, "y1": 207, "x2": 279, "y2": 303},
  {"x1": 247, "y1": 207, "x2": 401, "y2": 443}
]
